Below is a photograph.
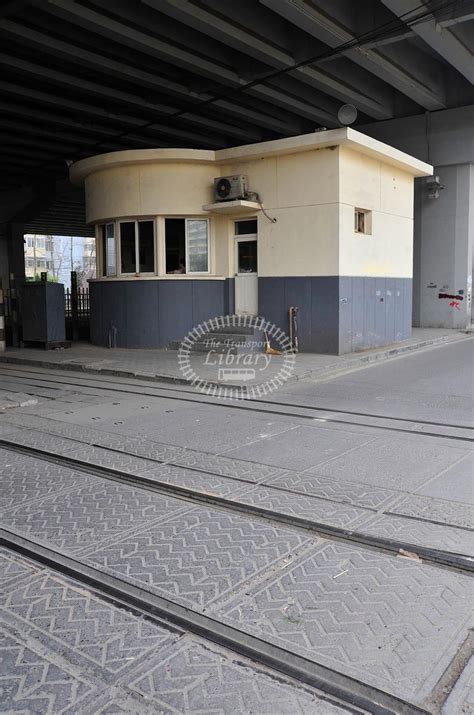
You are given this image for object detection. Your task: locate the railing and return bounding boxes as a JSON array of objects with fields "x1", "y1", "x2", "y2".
[{"x1": 65, "y1": 287, "x2": 90, "y2": 318}]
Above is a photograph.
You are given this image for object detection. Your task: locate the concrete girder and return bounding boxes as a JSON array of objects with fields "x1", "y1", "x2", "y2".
[
  {"x1": 0, "y1": 117, "x2": 103, "y2": 147},
  {"x1": 261, "y1": 0, "x2": 448, "y2": 110},
  {"x1": 0, "y1": 54, "x2": 260, "y2": 145},
  {"x1": 0, "y1": 154, "x2": 47, "y2": 167},
  {"x1": 0, "y1": 0, "x2": 32, "y2": 17},
  {"x1": 436, "y1": 0, "x2": 474, "y2": 27},
  {"x1": 43, "y1": 0, "x2": 241, "y2": 85},
  {"x1": 148, "y1": 0, "x2": 393, "y2": 119},
  {"x1": 41, "y1": 0, "x2": 344, "y2": 128},
  {"x1": 0, "y1": 53, "x2": 256, "y2": 144},
  {"x1": 0, "y1": 100, "x2": 132, "y2": 140},
  {"x1": 381, "y1": 0, "x2": 474, "y2": 83},
  {"x1": 0, "y1": 82, "x2": 219, "y2": 150},
  {"x1": 0, "y1": 19, "x2": 301, "y2": 136},
  {"x1": 245, "y1": 83, "x2": 337, "y2": 126}
]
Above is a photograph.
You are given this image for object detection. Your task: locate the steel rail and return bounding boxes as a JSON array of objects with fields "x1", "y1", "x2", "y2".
[
  {"x1": 1, "y1": 439, "x2": 472, "y2": 573},
  {"x1": 0, "y1": 366, "x2": 472, "y2": 442},
  {"x1": 0, "y1": 529, "x2": 431, "y2": 715},
  {"x1": 2, "y1": 361, "x2": 473, "y2": 431}
]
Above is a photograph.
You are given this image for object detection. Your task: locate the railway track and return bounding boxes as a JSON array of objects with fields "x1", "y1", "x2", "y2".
[
  {"x1": 1, "y1": 531, "x2": 430, "y2": 715},
  {"x1": 0, "y1": 365, "x2": 472, "y2": 442},
  {"x1": 1, "y1": 438, "x2": 471, "y2": 573},
  {"x1": 1, "y1": 363, "x2": 472, "y2": 713}
]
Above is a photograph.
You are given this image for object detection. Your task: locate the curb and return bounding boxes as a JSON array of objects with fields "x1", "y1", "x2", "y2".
[{"x1": 0, "y1": 332, "x2": 471, "y2": 392}]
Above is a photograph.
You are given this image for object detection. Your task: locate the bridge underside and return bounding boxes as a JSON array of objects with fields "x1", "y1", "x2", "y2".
[{"x1": 0, "y1": 0, "x2": 472, "y2": 330}]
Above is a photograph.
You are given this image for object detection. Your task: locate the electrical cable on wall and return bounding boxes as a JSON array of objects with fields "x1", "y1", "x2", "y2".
[{"x1": 254, "y1": 193, "x2": 277, "y2": 224}]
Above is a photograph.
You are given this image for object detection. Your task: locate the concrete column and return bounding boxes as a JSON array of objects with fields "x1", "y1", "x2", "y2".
[
  {"x1": 414, "y1": 164, "x2": 473, "y2": 328},
  {"x1": 361, "y1": 106, "x2": 474, "y2": 330}
]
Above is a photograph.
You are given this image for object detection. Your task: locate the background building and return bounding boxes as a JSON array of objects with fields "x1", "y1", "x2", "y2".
[{"x1": 23, "y1": 235, "x2": 96, "y2": 288}]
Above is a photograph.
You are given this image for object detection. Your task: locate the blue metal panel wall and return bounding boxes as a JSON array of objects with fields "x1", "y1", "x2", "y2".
[
  {"x1": 339, "y1": 276, "x2": 412, "y2": 353},
  {"x1": 89, "y1": 276, "x2": 412, "y2": 353},
  {"x1": 89, "y1": 279, "x2": 226, "y2": 348},
  {"x1": 258, "y1": 277, "x2": 339, "y2": 354},
  {"x1": 259, "y1": 276, "x2": 412, "y2": 354}
]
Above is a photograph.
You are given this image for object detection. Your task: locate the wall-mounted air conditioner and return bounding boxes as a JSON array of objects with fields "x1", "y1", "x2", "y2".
[{"x1": 214, "y1": 175, "x2": 248, "y2": 202}]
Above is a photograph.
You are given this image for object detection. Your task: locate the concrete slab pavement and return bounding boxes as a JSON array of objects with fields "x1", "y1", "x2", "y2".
[{"x1": 0, "y1": 337, "x2": 472, "y2": 712}]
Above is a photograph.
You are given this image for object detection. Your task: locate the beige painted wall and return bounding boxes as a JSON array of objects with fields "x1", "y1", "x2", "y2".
[
  {"x1": 85, "y1": 161, "x2": 215, "y2": 224},
  {"x1": 85, "y1": 142, "x2": 416, "y2": 280},
  {"x1": 257, "y1": 205, "x2": 339, "y2": 277},
  {"x1": 220, "y1": 146, "x2": 339, "y2": 209},
  {"x1": 221, "y1": 147, "x2": 340, "y2": 277},
  {"x1": 338, "y1": 147, "x2": 414, "y2": 277},
  {"x1": 339, "y1": 204, "x2": 413, "y2": 277}
]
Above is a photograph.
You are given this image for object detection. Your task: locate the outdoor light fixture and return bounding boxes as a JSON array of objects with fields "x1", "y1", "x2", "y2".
[{"x1": 425, "y1": 175, "x2": 445, "y2": 199}]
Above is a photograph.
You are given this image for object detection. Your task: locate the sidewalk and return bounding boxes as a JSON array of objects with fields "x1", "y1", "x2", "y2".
[{"x1": 0, "y1": 328, "x2": 471, "y2": 388}]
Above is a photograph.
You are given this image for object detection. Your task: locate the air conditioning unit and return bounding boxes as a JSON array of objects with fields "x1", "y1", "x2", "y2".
[{"x1": 214, "y1": 175, "x2": 248, "y2": 202}]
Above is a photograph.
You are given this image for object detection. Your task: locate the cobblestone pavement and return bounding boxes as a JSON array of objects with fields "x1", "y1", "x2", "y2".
[{"x1": 0, "y1": 339, "x2": 473, "y2": 713}]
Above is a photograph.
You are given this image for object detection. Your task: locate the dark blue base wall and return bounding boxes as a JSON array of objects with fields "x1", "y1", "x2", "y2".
[
  {"x1": 258, "y1": 276, "x2": 412, "y2": 354},
  {"x1": 89, "y1": 279, "x2": 229, "y2": 348}
]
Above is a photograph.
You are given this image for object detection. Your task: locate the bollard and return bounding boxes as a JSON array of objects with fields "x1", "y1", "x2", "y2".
[{"x1": 0, "y1": 279, "x2": 5, "y2": 352}]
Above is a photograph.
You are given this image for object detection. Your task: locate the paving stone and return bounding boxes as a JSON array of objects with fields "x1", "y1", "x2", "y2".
[
  {"x1": 1, "y1": 412, "x2": 58, "y2": 429},
  {"x1": 308, "y1": 435, "x2": 471, "y2": 490},
  {"x1": 139, "y1": 463, "x2": 253, "y2": 498},
  {"x1": 0, "y1": 627, "x2": 95, "y2": 714},
  {"x1": 0, "y1": 455, "x2": 93, "y2": 511},
  {"x1": 137, "y1": 406, "x2": 297, "y2": 453},
  {"x1": 85, "y1": 507, "x2": 312, "y2": 610},
  {"x1": 0, "y1": 547, "x2": 41, "y2": 591},
  {"x1": 173, "y1": 449, "x2": 286, "y2": 482},
  {"x1": 217, "y1": 540, "x2": 473, "y2": 704},
  {"x1": 127, "y1": 637, "x2": 350, "y2": 714},
  {"x1": 19, "y1": 400, "x2": 86, "y2": 415},
  {"x1": 354, "y1": 512, "x2": 474, "y2": 555},
  {"x1": 235, "y1": 485, "x2": 370, "y2": 528},
  {"x1": 0, "y1": 549, "x2": 350, "y2": 714},
  {"x1": 265, "y1": 471, "x2": 396, "y2": 510},
  {"x1": 3, "y1": 413, "x2": 183, "y2": 462},
  {"x1": 1, "y1": 480, "x2": 189, "y2": 552},
  {"x1": 93, "y1": 434, "x2": 183, "y2": 463},
  {"x1": 2, "y1": 428, "x2": 84, "y2": 455},
  {"x1": 1, "y1": 573, "x2": 175, "y2": 675},
  {"x1": 390, "y1": 494, "x2": 474, "y2": 529},
  {"x1": 416, "y1": 454, "x2": 474, "y2": 504},
  {"x1": 62, "y1": 444, "x2": 162, "y2": 475},
  {"x1": 223, "y1": 425, "x2": 376, "y2": 471},
  {"x1": 0, "y1": 421, "x2": 24, "y2": 436}
]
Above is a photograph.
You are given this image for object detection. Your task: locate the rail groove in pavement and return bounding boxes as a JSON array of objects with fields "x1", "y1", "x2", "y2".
[
  {"x1": 0, "y1": 529, "x2": 430, "y2": 715},
  {"x1": 0, "y1": 366, "x2": 473, "y2": 441},
  {"x1": 1, "y1": 439, "x2": 472, "y2": 573}
]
